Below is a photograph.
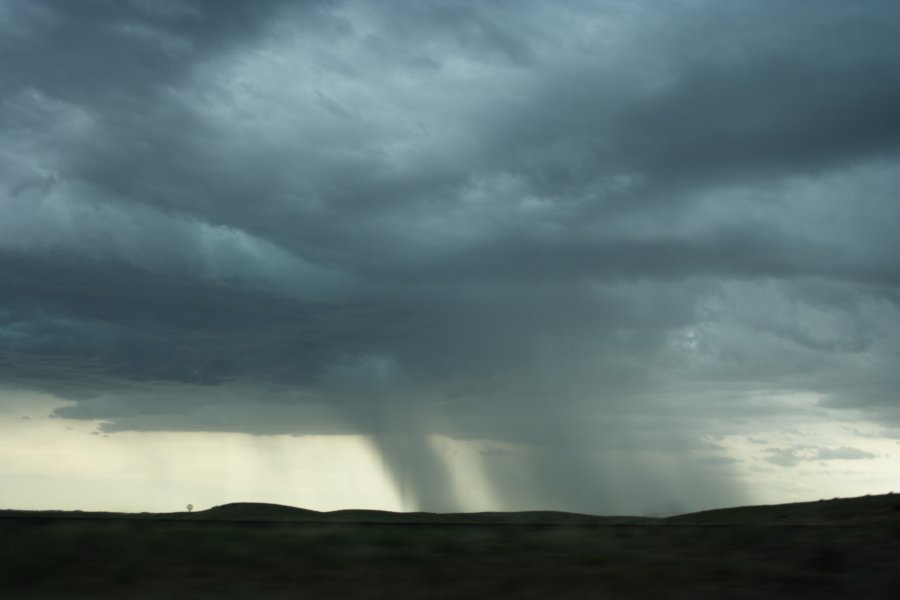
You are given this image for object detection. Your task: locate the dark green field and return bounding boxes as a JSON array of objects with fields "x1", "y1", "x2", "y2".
[{"x1": 3, "y1": 494, "x2": 899, "y2": 598}]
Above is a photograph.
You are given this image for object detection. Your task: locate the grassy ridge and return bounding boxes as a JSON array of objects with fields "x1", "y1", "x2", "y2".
[
  {"x1": 190, "y1": 504, "x2": 656, "y2": 525},
  {"x1": 3, "y1": 492, "x2": 899, "y2": 525},
  {"x1": 668, "y1": 493, "x2": 900, "y2": 525}
]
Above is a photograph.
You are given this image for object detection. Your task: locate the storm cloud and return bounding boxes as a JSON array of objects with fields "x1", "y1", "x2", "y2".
[{"x1": 2, "y1": 0, "x2": 899, "y2": 513}]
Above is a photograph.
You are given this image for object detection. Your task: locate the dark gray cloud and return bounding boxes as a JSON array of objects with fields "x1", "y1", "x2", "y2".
[{"x1": 2, "y1": 0, "x2": 899, "y2": 512}]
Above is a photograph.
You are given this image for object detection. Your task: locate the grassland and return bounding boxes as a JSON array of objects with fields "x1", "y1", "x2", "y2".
[{"x1": 2, "y1": 493, "x2": 899, "y2": 598}]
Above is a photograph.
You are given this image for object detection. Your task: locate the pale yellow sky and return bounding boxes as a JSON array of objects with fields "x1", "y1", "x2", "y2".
[
  {"x1": 2, "y1": 388, "x2": 897, "y2": 514},
  {"x1": 0, "y1": 389, "x2": 403, "y2": 513}
]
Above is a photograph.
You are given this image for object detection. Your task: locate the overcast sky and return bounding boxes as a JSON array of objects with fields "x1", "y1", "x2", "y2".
[{"x1": 1, "y1": 0, "x2": 899, "y2": 515}]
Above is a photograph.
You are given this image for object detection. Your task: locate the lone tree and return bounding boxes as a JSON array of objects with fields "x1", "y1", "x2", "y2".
[{"x1": 187, "y1": 504, "x2": 193, "y2": 513}]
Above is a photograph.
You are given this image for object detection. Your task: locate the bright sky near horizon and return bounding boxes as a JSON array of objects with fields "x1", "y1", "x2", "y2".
[
  {"x1": 2, "y1": 0, "x2": 900, "y2": 515},
  {"x1": 2, "y1": 389, "x2": 898, "y2": 515}
]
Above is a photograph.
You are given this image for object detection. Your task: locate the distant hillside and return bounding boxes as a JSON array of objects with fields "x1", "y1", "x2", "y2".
[
  {"x1": 192, "y1": 504, "x2": 651, "y2": 525},
  {"x1": 3, "y1": 493, "x2": 899, "y2": 525},
  {"x1": 189, "y1": 502, "x2": 320, "y2": 521},
  {"x1": 668, "y1": 493, "x2": 900, "y2": 525},
  {"x1": 193, "y1": 494, "x2": 900, "y2": 525},
  {"x1": 324, "y1": 509, "x2": 653, "y2": 525}
]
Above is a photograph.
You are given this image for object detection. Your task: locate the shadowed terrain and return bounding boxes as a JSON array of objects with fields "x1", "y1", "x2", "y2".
[
  {"x1": 5, "y1": 492, "x2": 899, "y2": 525},
  {"x1": 2, "y1": 494, "x2": 899, "y2": 598}
]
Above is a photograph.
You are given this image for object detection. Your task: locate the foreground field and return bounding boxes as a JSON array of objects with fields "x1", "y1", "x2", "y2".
[{"x1": 2, "y1": 494, "x2": 899, "y2": 598}]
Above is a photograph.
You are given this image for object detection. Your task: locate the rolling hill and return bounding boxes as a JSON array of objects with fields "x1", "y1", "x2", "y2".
[{"x1": 3, "y1": 492, "x2": 899, "y2": 525}]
